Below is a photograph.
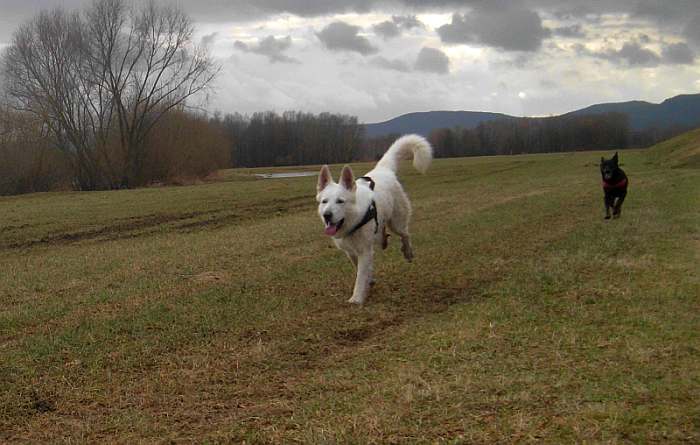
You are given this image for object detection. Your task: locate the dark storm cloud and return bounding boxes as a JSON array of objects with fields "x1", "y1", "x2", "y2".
[
  {"x1": 401, "y1": 0, "x2": 697, "y2": 26},
  {"x1": 372, "y1": 15, "x2": 424, "y2": 40},
  {"x1": 0, "y1": 0, "x2": 380, "y2": 42},
  {"x1": 578, "y1": 37, "x2": 697, "y2": 68},
  {"x1": 2, "y1": 0, "x2": 699, "y2": 25},
  {"x1": 632, "y1": 0, "x2": 699, "y2": 24},
  {"x1": 661, "y1": 42, "x2": 696, "y2": 65},
  {"x1": 0, "y1": 0, "x2": 89, "y2": 42},
  {"x1": 414, "y1": 47, "x2": 449, "y2": 74},
  {"x1": 201, "y1": 32, "x2": 219, "y2": 48},
  {"x1": 3, "y1": 0, "x2": 700, "y2": 66},
  {"x1": 234, "y1": 35, "x2": 299, "y2": 63},
  {"x1": 613, "y1": 42, "x2": 661, "y2": 66},
  {"x1": 683, "y1": 14, "x2": 700, "y2": 46},
  {"x1": 437, "y1": 5, "x2": 550, "y2": 52},
  {"x1": 317, "y1": 21, "x2": 378, "y2": 55},
  {"x1": 392, "y1": 15, "x2": 424, "y2": 30},
  {"x1": 181, "y1": 0, "x2": 377, "y2": 22},
  {"x1": 578, "y1": 41, "x2": 661, "y2": 67},
  {"x1": 529, "y1": 0, "x2": 695, "y2": 24},
  {"x1": 291, "y1": 0, "x2": 699, "y2": 29},
  {"x1": 0, "y1": 0, "x2": 89, "y2": 17},
  {"x1": 372, "y1": 21, "x2": 401, "y2": 39}
]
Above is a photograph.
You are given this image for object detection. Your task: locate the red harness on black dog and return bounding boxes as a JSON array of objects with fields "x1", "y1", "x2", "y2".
[{"x1": 602, "y1": 178, "x2": 627, "y2": 189}]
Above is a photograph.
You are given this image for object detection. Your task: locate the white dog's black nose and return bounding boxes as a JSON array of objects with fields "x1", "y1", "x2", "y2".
[{"x1": 323, "y1": 212, "x2": 333, "y2": 224}]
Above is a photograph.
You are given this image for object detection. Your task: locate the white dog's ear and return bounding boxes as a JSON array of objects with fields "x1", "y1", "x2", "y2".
[
  {"x1": 318, "y1": 165, "x2": 333, "y2": 192},
  {"x1": 340, "y1": 165, "x2": 355, "y2": 191}
]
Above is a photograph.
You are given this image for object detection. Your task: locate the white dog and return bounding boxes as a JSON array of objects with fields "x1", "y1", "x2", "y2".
[{"x1": 316, "y1": 134, "x2": 433, "y2": 304}]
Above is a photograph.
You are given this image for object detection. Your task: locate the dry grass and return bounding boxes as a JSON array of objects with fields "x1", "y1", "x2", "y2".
[
  {"x1": 1, "y1": 149, "x2": 698, "y2": 443},
  {"x1": 647, "y1": 127, "x2": 700, "y2": 169}
]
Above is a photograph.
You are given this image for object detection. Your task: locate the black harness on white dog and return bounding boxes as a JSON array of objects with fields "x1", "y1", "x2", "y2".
[
  {"x1": 347, "y1": 176, "x2": 379, "y2": 236},
  {"x1": 358, "y1": 176, "x2": 375, "y2": 190}
]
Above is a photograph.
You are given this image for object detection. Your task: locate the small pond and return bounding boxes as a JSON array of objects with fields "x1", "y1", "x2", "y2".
[{"x1": 254, "y1": 172, "x2": 317, "y2": 179}]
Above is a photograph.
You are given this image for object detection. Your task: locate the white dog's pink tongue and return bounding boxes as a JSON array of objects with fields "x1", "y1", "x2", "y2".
[{"x1": 324, "y1": 224, "x2": 338, "y2": 236}]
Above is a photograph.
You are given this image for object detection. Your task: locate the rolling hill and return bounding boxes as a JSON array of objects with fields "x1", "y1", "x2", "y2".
[
  {"x1": 567, "y1": 94, "x2": 700, "y2": 131},
  {"x1": 364, "y1": 93, "x2": 700, "y2": 137},
  {"x1": 363, "y1": 110, "x2": 514, "y2": 138},
  {"x1": 647, "y1": 127, "x2": 700, "y2": 168}
]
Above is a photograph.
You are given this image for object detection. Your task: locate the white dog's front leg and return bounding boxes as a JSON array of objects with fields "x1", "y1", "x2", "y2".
[{"x1": 348, "y1": 249, "x2": 373, "y2": 304}]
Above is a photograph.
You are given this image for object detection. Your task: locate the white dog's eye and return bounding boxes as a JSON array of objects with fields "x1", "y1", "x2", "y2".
[
  {"x1": 321, "y1": 199, "x2": 328, "y2": 204},
  {"x1": 336, "y1": 199, "x2": 345, "y2": 204}
]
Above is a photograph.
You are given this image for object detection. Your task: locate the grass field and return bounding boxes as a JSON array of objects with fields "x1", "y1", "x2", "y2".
[{"x1": 1, "y1": 146, "x2": 698, "y2": 443}]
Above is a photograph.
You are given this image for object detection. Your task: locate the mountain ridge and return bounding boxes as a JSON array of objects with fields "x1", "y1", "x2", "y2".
[{"x1": 364, "y1": 93, "x2": 700, "y2": 138}]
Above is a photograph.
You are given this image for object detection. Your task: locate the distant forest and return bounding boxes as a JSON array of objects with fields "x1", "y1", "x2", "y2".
[
  {"x1": 216, "y1": 111, "x2": 363, "y2": 168},
  {"x1": 422, "y1": 112, "x2": 689, "y2": 159},
  {"x1": 214, "y1": 109, "x2": 692, "y2": 168},
  {"x1": 361, "y1": 112, "x2": 690, "y2": 161},
  {"x1": 1, "y1": 104, "x2": 693, "y2": 195}
]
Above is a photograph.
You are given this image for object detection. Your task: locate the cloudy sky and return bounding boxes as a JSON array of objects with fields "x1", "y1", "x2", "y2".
[{"x1": 1, "y1": 0, "x2": 699, "y2": 123}]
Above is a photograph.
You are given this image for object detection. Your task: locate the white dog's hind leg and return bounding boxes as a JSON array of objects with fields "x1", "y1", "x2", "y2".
[
  {"x1": 348, "y1": 249, "x2": 373, "y2": 304},
  {"x1": 388, "y1": 194, "x2": 414, "y2": 262},
  {"x1": 381, "y1": 225, "x2": 390, "y2": 250}
]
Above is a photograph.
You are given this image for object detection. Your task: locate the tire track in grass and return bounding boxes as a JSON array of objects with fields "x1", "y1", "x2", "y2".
[{"x1": 0, "y1": 196, "x2": 313, "y2": 251}]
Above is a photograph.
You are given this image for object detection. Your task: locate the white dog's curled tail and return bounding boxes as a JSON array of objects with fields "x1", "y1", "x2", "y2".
[{"x1": 375, "y1": 134, "x2": 433, "y2": 174}]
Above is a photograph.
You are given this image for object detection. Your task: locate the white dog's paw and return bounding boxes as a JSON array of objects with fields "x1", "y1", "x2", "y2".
[{"x1": 347, "y1": 296, "x2": 365, "y2": 304}]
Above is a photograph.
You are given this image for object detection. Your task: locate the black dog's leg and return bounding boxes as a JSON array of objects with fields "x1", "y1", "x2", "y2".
[
  {"x1": 613, "y1": 192, "x2": 626, "y2": 219},
  {"x1": 604, "y1": 193, "x2": 614, "y2": 219}
]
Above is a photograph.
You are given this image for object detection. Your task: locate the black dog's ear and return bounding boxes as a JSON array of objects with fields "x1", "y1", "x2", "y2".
[
  {"x1": 612, "y1": 152, "x2": 619, "y2": 163},
  {"x1": 600, "y1": 156, "x2": 605, "y2": 163}
]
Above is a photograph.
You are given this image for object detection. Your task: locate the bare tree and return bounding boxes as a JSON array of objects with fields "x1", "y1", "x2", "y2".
[
  {"x1": 3, "y1": 8, "x2": 103, "y2": 189},
  {"x1": 85, "y1": 0, "x2": 218, "y2": 186},
  {"x1": 2, "y1": 0, "x2": 218, "y2": 189}
]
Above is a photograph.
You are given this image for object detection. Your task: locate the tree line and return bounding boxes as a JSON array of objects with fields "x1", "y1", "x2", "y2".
[
  {"x1": 427, "y1": 112, "x2": 630, "y2": 158},
  {"x1": 3, "y1": 103, "x2": 690, "y2": 196},
  {"x1": 0, "y1": 104, "x2": 367, "y2": 195},
  {"x1": 216, "y1": 111, "x2": 364, "y2": 168},
  {"x1": 425, "y1": 112, "x2": 692, "y2": 159}
]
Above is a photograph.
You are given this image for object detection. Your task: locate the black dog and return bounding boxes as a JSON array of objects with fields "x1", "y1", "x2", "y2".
[{"x1": 600, "y1": 152, "x2": 628, "y2": 219}]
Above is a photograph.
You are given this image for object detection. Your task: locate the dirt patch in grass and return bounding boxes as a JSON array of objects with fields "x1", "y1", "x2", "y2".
[
  {"x1": 1, "y1": 211, "x2": 212, "y2": 250},
  {"x1": 1, "y1": 196, "x2": 312, "y2": 251},
  {"x1": 29, "y1": 394, "x2": 56, "y2": 415},
  {"x1": 332, "y1": 315, "x2": 404, "y2": 345},
  {"x1": 190, "y1": 271, "x2": 229, "y2": 283}
]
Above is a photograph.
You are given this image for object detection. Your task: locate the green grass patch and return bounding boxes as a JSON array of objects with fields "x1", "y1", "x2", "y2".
[{"x1": 647, "y1": 127, "x2": 700, "y2": 168}]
